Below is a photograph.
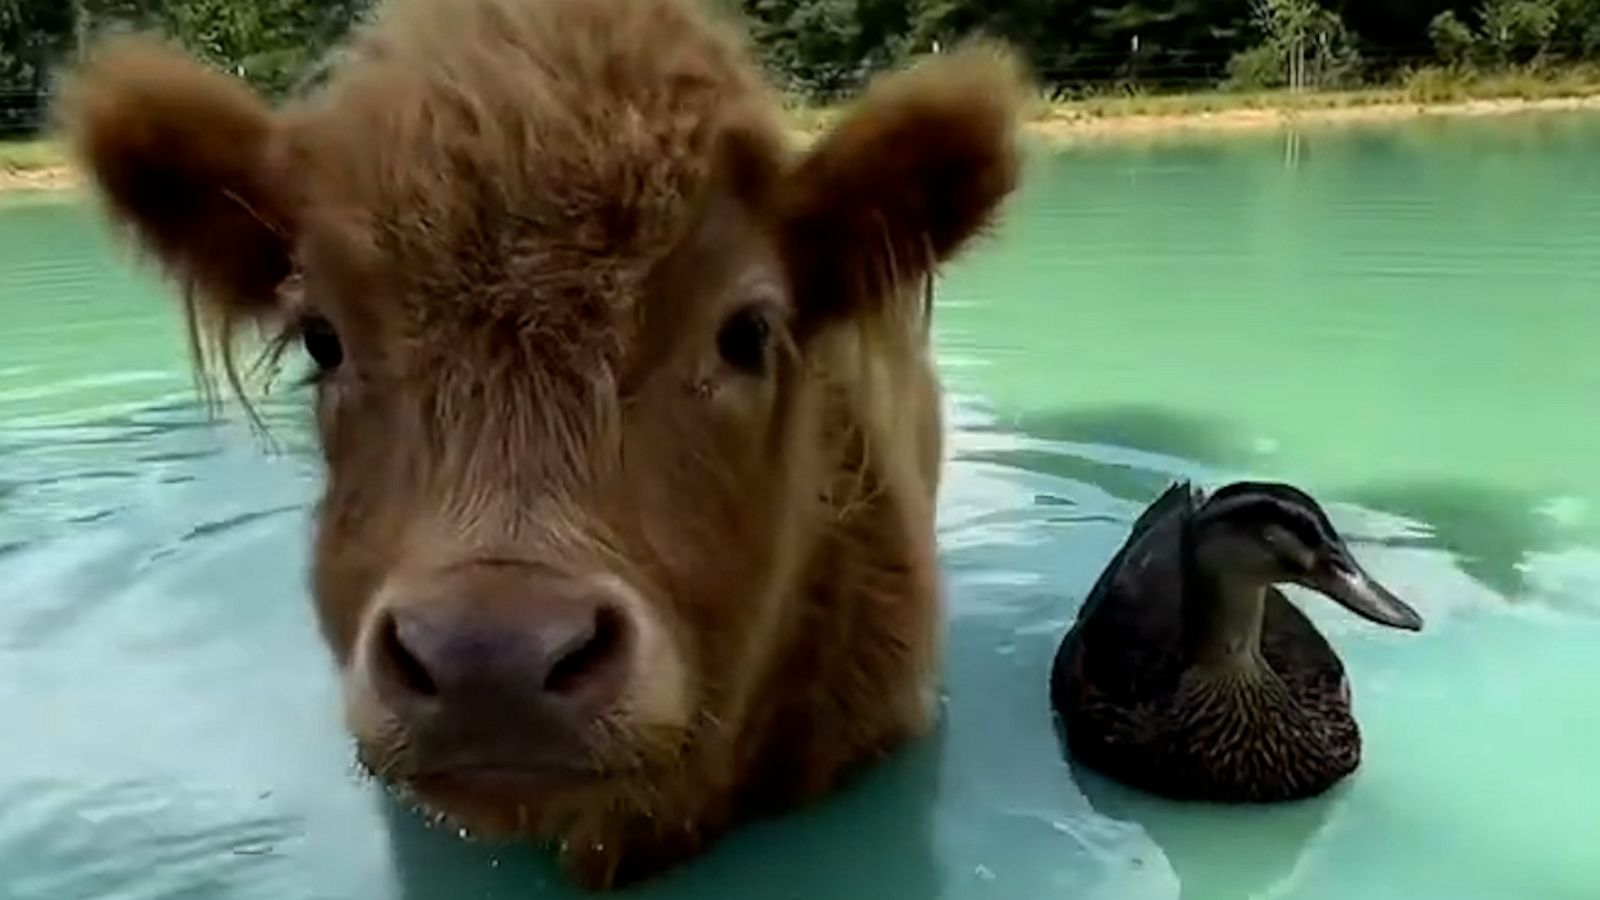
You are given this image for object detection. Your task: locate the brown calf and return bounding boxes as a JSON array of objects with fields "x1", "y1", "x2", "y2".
[{"x1": 59, "y1": 0, "x2": 1025, "y2": 888}]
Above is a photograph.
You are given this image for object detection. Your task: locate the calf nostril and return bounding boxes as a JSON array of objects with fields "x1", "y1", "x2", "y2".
[
  {"x1": 378, "y1": 611, "x2": 439, "y2": 699},
  {"x1": 543, "y1": 605, "x2": 626, "y2": 697}
]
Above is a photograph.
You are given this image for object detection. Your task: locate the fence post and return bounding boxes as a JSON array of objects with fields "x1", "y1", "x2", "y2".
[{"x1": 74, "y1": 0, "x2": 88, "y2": 62}]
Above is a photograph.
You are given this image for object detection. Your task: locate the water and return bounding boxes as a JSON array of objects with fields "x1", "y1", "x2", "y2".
[{"x1": 4, "y1": 111, "x2": 1600, "y2": 899}]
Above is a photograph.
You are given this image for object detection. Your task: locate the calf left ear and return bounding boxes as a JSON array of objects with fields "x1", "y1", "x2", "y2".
[
  {"x1": 778, "y1": 42, "x2": 1028, "y2": 335},
  {"x1": 56, "y1": 35, "x2": 296, "y2": 344}
]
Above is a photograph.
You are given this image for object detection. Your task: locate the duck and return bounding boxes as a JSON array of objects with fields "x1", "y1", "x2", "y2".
[{"x1": 1049, "y1": 480, "x2": 1424, "y2": 803}]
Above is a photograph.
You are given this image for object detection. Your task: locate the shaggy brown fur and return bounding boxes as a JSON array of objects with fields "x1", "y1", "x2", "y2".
[{"x1": 58, "y1": 0, "x2": 1026, "y2": 888}]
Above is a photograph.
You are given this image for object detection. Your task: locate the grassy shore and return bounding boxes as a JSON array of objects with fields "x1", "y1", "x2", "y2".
[
  {"x1": 1022, "y1": 64, "x2": 1600, "y2": 142},
  {"x1": 0, "y1": 138, "x2": 76, "y2": 191},
  {"x1": 787, "y1": 62, "x2": 1600, "y2": 142},
  {"x1": 8, "y1": 64, "x2": 1600, "y2": 192}
]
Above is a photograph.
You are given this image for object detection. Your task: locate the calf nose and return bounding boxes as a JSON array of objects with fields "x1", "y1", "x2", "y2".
[
  {"x1": 365, "y1": 567, "x2": 634, "y2": 769},
  {"x1": 379, "y1": 602, "x2": 628, "y2": 706}
]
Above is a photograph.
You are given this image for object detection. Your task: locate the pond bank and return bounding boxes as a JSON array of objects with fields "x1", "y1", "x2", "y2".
[
  {"x1": 1029, "y1": 92, "x2": 1600, "y2": 144},
  {"x1": 8, "y1": 90, "x2": 1600, "y2": 193},
  {"x1": 0, "y1": 165, "x2": 76, "y2": 193}
]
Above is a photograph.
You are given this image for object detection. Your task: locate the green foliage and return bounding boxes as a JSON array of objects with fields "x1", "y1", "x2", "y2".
[
  {"x1": 1401, "y1": 56, "x2": 1600, "y2": 101},
  {"x1": 1478, "y1": 0, "x2": 1559, "y2": 63},
  {"x1": 1225, "y1": 43, "x2": 1288, "y2": 88},
  {"x1": 1404, "y1": 63, "x2": 1470, "y2": 101},
  {"x1": 5, "y1": 0, "x2": 1600, "y2": 135},
  {"x1": 0, "y1": 136, "x2": 60, "y2": 170},
  {"x1": 1424, "y1": 0, "x2": 1581, "y2": 70},
  {"x1": 1551, "y1": 0, "x2": 1600, "y2": 54},
  {"x1": 1224, "y1": 0, "x2": 1363, "y2": 90},
  {"x1": 739, "y1": 0, "x2": 935, "y2": 99},
  {"x1": 157, "y1": 0, "x2": 374, "y2": 96},
  {"x1": 1428, "y1": 11, "x2": 1478, "y2": 66},
  {"x1": 0, "y1": 0, "x2": 373, "y2": 106},
  {"x1": 0, "y1": 0, "x2": 73, "y2": 88}
]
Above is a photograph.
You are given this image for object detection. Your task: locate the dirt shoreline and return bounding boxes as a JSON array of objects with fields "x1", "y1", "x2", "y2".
[
  {"x1": 0, "y1": 165, "x2": 77, "y2": 193},
  {"x1": 6, "y1": 92, "x2": 1600, "y2": 194},
  {"x1": 1027, "y1": 92, "x2": 1600, "y2": 143}
]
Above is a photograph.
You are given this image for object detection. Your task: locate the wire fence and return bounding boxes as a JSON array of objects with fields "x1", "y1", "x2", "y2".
[
  {"x1": 771, "y1": 39, "x2": 1600, "y2": 103},
  {"x1": 0, "y1": 90, "x2": 48, "y2": 138},
  {"x1": 4, "y1": 41, "x2": 1597, "y2": 138}
]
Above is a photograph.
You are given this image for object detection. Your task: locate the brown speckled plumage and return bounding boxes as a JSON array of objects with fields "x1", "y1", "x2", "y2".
[{"x1": 1050, "y1": 481, "x2": 1416, "y2": 803}]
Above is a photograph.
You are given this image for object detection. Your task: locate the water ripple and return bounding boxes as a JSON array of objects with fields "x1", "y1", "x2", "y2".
[{"x1": 1, "y1": 778, "x2": 304, "y2": 900}]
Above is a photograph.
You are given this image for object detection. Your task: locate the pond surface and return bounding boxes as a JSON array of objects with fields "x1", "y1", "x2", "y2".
[{"x1": 4, "y1": 111, "x2": 1600, "y2": 900}]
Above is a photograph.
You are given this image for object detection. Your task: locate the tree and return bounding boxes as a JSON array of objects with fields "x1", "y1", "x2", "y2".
[
  {"x1": 0, "y1": 0, "x2": 73, "y2": 90},
  {"x1": 1478, "y1": 0, "x2": 1559, "y2": 63},
  {"x1": 159, "y1": 0, "x2": 374, "y2": 97},
  {"x1": 1225, "y1": 0, "x2": 1362, "y2": 90},
  {"x1": 5, "y1": 0, "x2": 1600, "y2": 136},
  {"x1": 1428, "y1": 10, "x2": 1478, "y2": 65}
]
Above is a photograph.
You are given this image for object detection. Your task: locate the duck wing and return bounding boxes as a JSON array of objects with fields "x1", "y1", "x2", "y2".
[
  {"x1": 1068, "y1": 481, "x2": 1194, "y2": 626},
  {"x1": 1260, "y1": 586, "x2": 1349, "y2": 695},
  {"x1": 1051, "y1": 481, "x2": 1196, "y2": 713}
]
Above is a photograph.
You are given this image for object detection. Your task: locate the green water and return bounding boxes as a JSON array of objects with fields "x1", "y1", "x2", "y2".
[{"x1": 4, "y1": 111, "x2": 1600, "y2": 900}]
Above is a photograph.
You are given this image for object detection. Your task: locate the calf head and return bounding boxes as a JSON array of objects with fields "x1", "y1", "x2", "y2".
[{"x1": 60, "y1": 0, "x2": 1024, "y2": 887}]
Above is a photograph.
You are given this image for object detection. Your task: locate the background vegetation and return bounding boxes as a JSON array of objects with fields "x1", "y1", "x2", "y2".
[{"x1": 4, "y1": 0, "x2": 1600, "y2": 138}]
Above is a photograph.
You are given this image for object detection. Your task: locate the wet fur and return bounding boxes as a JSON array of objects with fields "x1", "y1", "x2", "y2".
[{"x1": 59, "y1": 0, "x2": 1025, "y2": 889}]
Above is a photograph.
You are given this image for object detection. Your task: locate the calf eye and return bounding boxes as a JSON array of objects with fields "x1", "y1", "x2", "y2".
[
  {"x1": 716, "y1": 304, "x2": 771, "y2": 375},
  {"x1": 301, "y1": 315, "x2": 343, "y2": 371}
]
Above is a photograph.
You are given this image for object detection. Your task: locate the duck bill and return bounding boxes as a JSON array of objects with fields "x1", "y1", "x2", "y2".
[{"x1": 1303, "y1": 555, "x2": 1424, "y2": 632}]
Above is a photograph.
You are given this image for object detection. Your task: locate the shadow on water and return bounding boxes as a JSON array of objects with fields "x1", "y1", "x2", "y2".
[
  {"x1": 958, "y1": 403, "x2": 1251, "y2": 508},
  {"x1": 969, "y1": 402, "x2": 1559, "y2": 605},
  {"x1": 969, "y1": 404, "x2": 1242, "y2": 467},
  {"x1": 1339, "y1": 480, "x2": 1556, "y2": 601},
  {"x1": 380, "y1": 720, "x2": 948, "y2": 900}
]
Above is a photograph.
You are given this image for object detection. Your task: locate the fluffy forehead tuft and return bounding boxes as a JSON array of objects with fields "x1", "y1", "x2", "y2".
[{"x1": 280, "y1": 0, "x2": 788, "y2": 343}]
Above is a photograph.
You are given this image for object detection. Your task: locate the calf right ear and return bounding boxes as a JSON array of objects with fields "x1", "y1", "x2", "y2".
[
  {"x1": 58, "y1": 36, "x2": 295, "y2": 337},
  {"x1": 776, "y1": 42, "x2": 1026, "y2": 338}
]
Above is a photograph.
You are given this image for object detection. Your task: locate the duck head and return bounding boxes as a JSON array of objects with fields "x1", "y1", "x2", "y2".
[{"x1": 1186, "y1": 482, "x2": 1423, "y2": 653}]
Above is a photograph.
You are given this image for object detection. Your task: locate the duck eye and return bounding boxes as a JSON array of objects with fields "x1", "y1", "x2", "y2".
[
  {"x1": 301, "y1": 315, "x2": 343, "y2": 371},
  {"x1": 1261, "y1": 526, "x2": 1312, "y2": 569},
  {"x1": 716, "y1": 304, "x2": 772, "y2": 376}
]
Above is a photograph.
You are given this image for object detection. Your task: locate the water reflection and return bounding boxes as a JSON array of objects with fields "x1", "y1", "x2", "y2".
[
  {"x1": 0, "y1": 396, "x2": 316, "y2": 548},
  {"x1": 1066, "y1": 755, "x2": 1338, "y2": 900},
  {"x1": 1, "y1": 776, "x2": 306, "y2": 900}
]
